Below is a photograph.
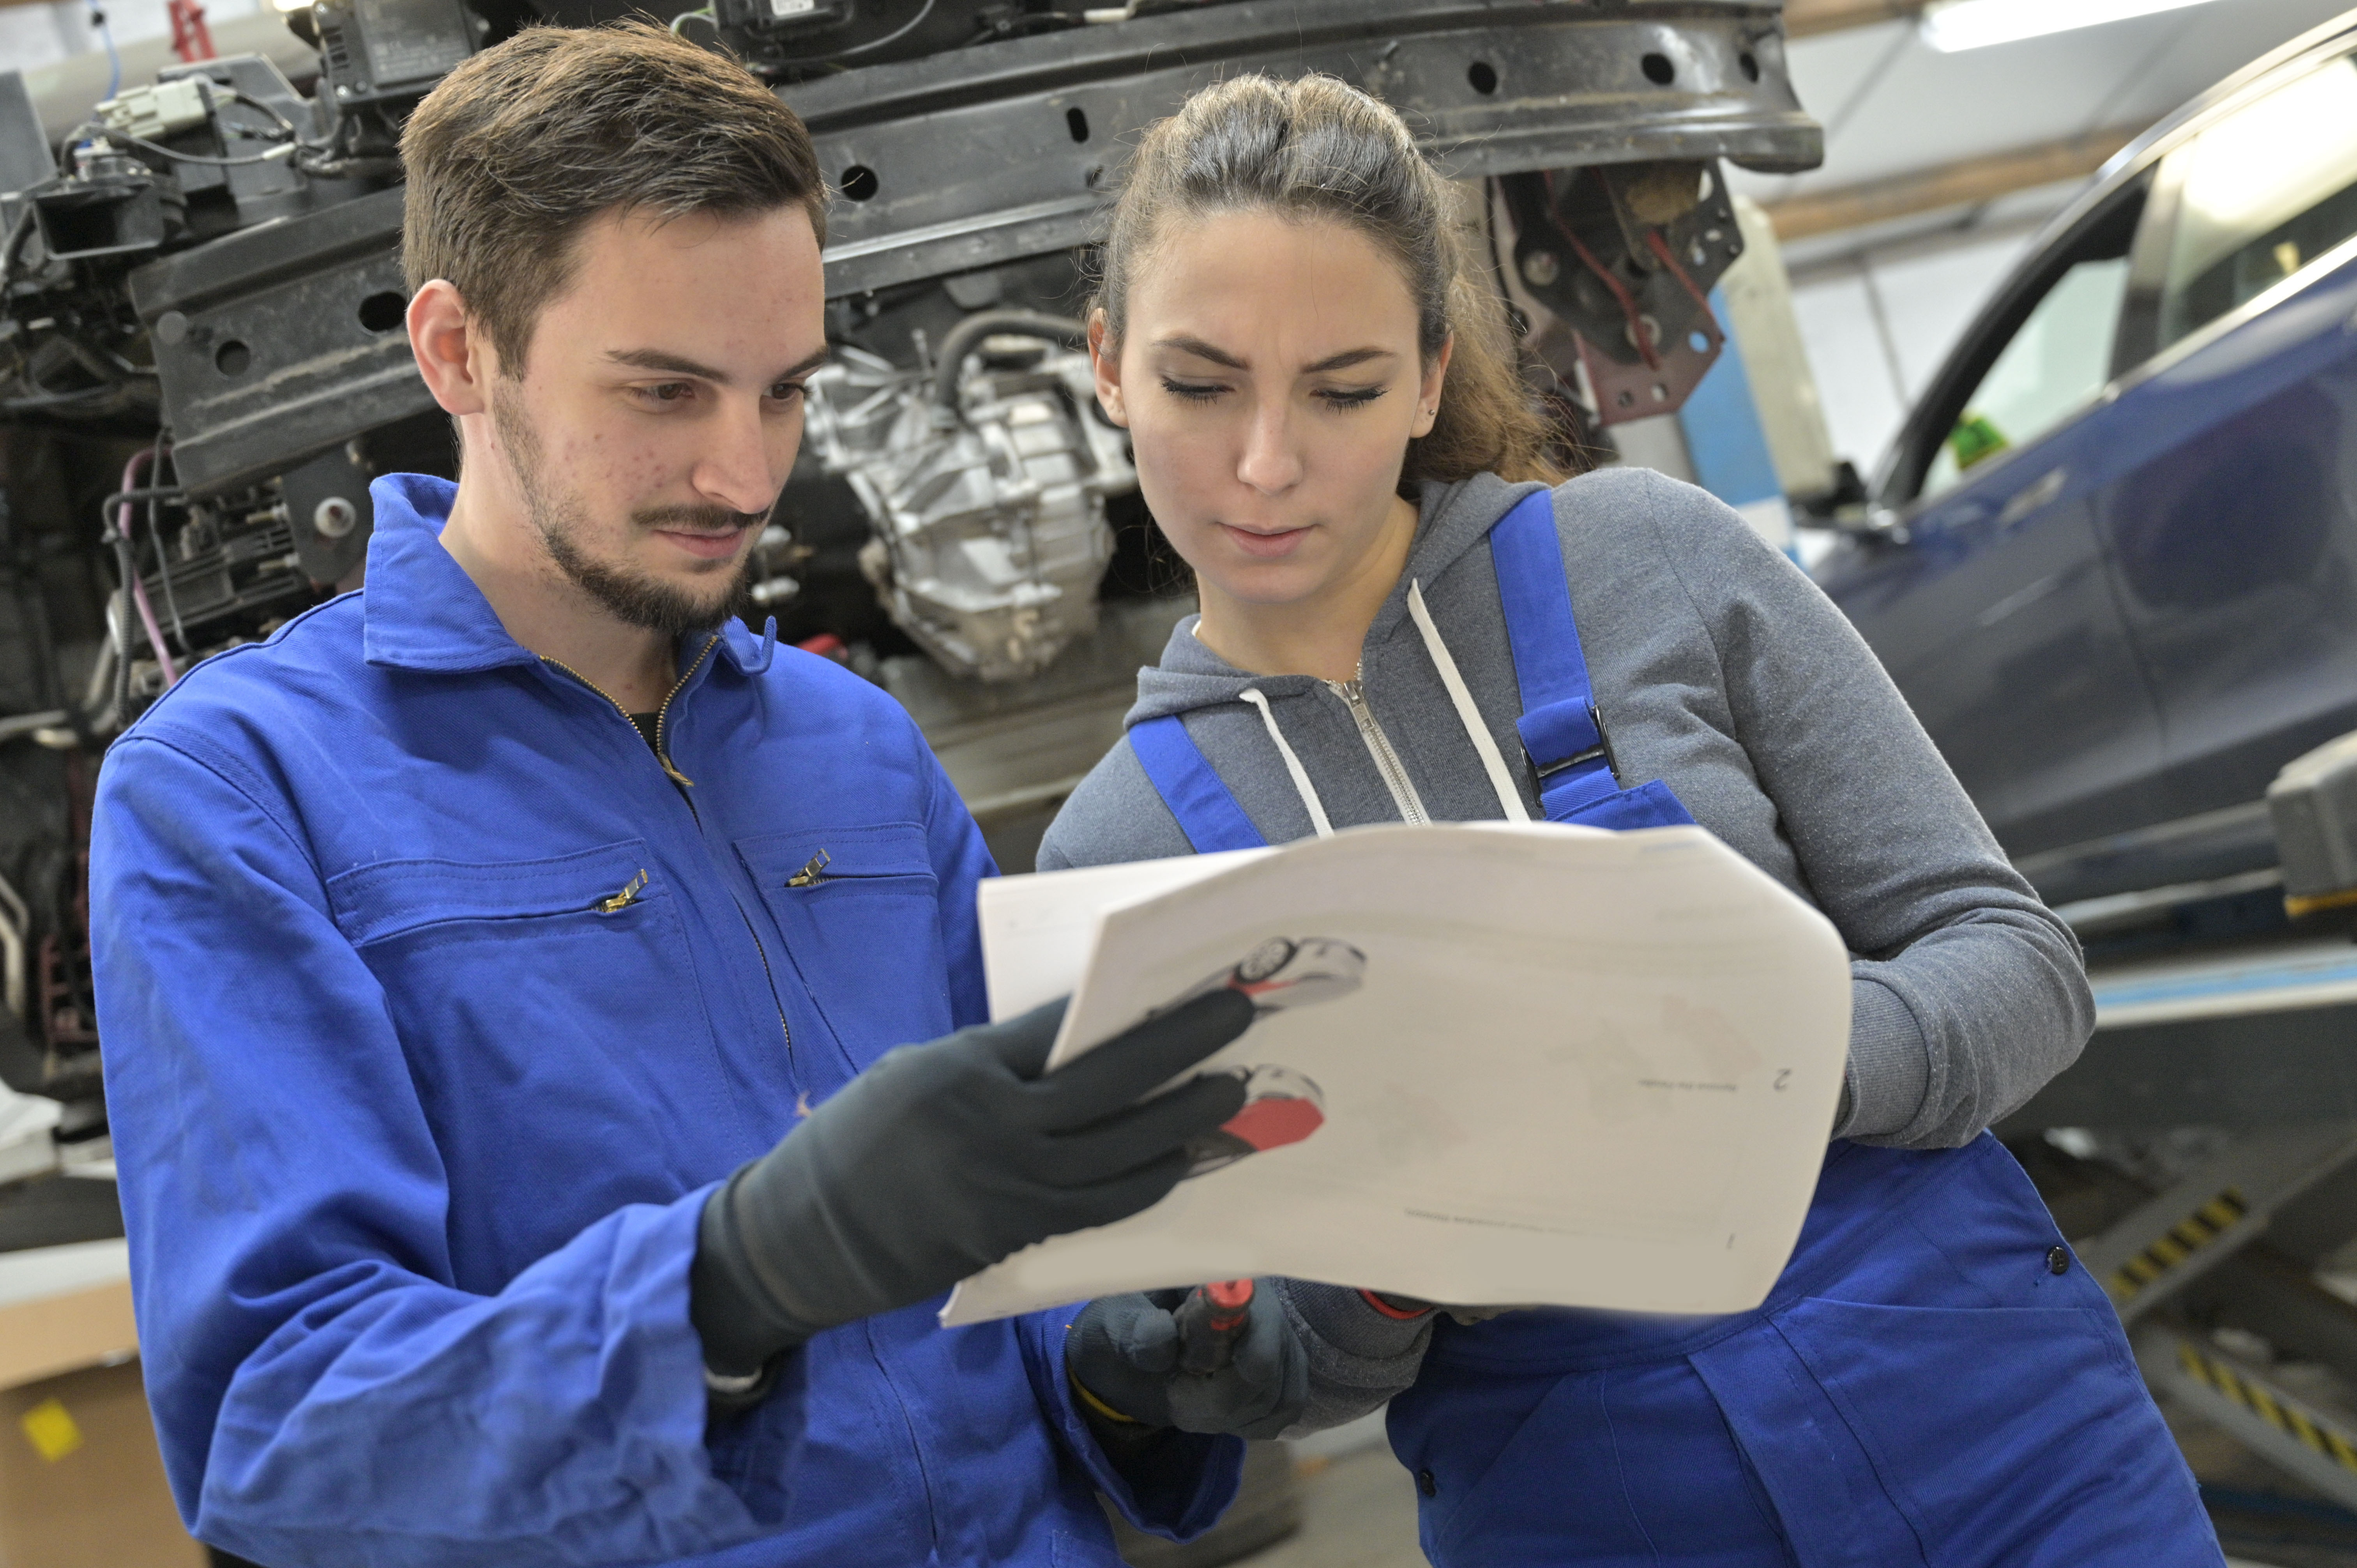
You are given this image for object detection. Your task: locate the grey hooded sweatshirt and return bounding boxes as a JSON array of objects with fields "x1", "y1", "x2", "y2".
[{"x1": 1038, "y1": 466, "x2": 2095, "y2": 1431}]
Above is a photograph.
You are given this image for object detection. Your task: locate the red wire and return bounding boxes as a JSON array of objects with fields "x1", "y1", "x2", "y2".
[
  {"x1": 1539, "y1": 170, "x2": 1660, "y2": 370},
  {"x1": 118, "y1": 449, "x2": 178, "y2": 689}
]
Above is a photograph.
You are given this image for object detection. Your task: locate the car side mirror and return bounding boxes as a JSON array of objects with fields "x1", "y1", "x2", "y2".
[
  {"x1": 1791, "y1": 459, "x2": 1911, "y2": 542},
  {"x1": 1796, "y1": 507, "x2": 1912, "y2": 545}
]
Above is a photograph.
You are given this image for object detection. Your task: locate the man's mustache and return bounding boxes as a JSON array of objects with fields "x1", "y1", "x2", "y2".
[{"x1": 633, "y1": 505, "x2": 769, "y2": 535}]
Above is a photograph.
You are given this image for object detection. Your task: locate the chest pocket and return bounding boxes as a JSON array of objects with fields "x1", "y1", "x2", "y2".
[
  {"x1": 326, "y1": 840, "x2": 737, "y2": 1282},
  {"x1": 736, "y1": 823, "x2": 952, "y2": 1077}
]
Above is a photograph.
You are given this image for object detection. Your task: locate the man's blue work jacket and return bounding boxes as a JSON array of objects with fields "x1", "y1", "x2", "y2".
[{"x1": 88, "y1": 474, "x2": 1241, "y2": 1568}]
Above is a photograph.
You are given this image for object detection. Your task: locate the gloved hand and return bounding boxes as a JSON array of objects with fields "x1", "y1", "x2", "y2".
[
  {"x1": 1359, "y1": 1290, "x2": 1524, "y2": 1327},
  {"x1": 1067, "y1": 1285, "x2": 1309, "y2": 1439},
  {"x1": 693, "y1": 991, "x2": 1254, "y2": 1379}
]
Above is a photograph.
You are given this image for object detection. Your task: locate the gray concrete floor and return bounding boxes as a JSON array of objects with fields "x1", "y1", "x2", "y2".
[{"x1": 1235, "y1": 1445, "x2": 1424, "y2": 1568}]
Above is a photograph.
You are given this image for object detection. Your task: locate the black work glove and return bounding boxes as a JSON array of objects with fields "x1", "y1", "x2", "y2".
[
  {"x1": 1066, "y1": 1285, "x2": 1309, "y2": 1440},
  {"x1": 692, "y1": 992, "x2": 1254, "y2": 1381}
]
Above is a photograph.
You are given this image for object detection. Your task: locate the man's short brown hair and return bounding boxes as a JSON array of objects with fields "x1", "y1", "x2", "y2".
[{"x1": 400, "y1": 21, "x2": 826, "y2": 376}]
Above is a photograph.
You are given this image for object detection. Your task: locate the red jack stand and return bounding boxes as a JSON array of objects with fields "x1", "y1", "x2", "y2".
[{"x1": 168, "y1": 0, "x2": 215, "y2": 62}]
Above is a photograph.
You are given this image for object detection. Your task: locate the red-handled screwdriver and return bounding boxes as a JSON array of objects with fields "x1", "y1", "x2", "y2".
[{"x1": 1175, "y1": 1278, "x2": 1255, "y2": 1374}]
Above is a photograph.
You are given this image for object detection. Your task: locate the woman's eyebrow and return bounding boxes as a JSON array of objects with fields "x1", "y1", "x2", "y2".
[
  {"x1": 1152, "y1": 337, "x2": 1398, "y2": 374},
  {"x1": 1155, "y1": 335, "x2": 1248, "y2": 369},
  {"x1": 1302, "y1": 347, "x2": 1396, "y2": 373}
]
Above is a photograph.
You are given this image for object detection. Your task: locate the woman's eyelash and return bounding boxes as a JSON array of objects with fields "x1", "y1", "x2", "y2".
[{"x1": 1157, "y1": 380, "x2": 1389, "y2": 408}]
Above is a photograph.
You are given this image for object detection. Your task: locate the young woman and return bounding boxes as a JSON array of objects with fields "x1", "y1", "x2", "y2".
[{"x1": 1042, "y1": 73, "x2": 2223, "y2": 1567}]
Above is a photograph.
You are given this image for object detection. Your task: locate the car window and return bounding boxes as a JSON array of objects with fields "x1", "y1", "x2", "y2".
[
  {"x1": 1922, "y1": 254, "x2": 2131, "y2": 500},
  {"x1": 2159, "y1": 49, "x2": 2357, "y2": 351}
]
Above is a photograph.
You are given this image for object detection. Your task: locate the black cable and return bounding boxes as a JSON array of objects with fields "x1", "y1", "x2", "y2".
[
  {"x1": 217, "y1": 87, "x2": 299, "y2": 140},
  {"x1": 777, "y1": 0, "x2": 936, "y2": 64},
  {"x1": 109, "y1": 530, "x2": 135, "y2": 723},
  {"x1": 55, "y1": 335, "x2": 139, "y2": 388},
  {"x1": 62, "y1": 115, "x2": 294, "y2": 169},
  {"x1": 97, "y1": 474, "x2": 173, "y2": 722},
  {"x1": 124, "y1": 133, "x2": 294, "y2": 167},
  {"x1": 291, "y1": 147, "x2": 403, "y2": 179},
  {"x1": 99, "y1": 486, "x2": 186, "y2": 511},
  {"x1": 0, "y1": 203, "x2": 37, "y2": 296},
  {"x1": 974, "y1": 9, "x2": 1082, "y2": 38},
  {"x1": 0, "y1": 486, "x2": 66, "y2": 721},
  {"x1": 930, "y1": 309, "x2": 1087, "y2": 409},
  {"x1": 149, "y1": 442, "x2": 187, "y2": 653},
  {"x1": 1, "y1": 388, "x2": 119, "y2": 413}
]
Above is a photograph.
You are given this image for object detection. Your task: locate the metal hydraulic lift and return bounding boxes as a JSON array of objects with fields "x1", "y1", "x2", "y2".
[{"x1": 2002, "y1": 753, "x2": 2357, "y2": 1522}]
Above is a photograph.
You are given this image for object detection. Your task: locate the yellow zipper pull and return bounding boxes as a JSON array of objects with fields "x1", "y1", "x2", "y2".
[
  {"x1": 786, "y1": 850, "x2": 830, "y2": 888},
  {"x1": 597, "y1": 869, "x2": 648, "y2": 913}
]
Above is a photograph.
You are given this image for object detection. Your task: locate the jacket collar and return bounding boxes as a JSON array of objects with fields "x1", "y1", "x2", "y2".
[
  {"x1": 361, "y1": 475, "x2": 541, "y2": 673},
  {"x1": 359, "y1": 473, "x2": 777, "y2": 677}
]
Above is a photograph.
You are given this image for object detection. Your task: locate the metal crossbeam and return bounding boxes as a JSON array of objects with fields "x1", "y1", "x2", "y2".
[
  {"x1": 2141, "y1": 1326, "x2": 2357, "y2": 1511},
  {"x1": 2073, "y1": 1124, "x2": 2357, "y2": 1323}
]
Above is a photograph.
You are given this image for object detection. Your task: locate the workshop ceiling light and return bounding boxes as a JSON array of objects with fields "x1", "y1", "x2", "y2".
[{"x1": 1919, "y1": 0, "x2": 2218, "y2": 52}]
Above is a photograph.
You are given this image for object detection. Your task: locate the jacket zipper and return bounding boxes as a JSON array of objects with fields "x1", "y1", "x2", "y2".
[
  {"x1": 650, "y1": 637, "x2": 719, "y2": 786},
  {"x1": 1322, "y1": 676, "x2": 1431, "y2": 825},
  {"x1": 537, "y1": 636, "x2": 717, "y2": 789},
  {"x1": 596, "y1": 869, "x2": 648, "y2": 913},
  {"x1": 538, "y1": 636, "x2": 796, "y2": 1064}
]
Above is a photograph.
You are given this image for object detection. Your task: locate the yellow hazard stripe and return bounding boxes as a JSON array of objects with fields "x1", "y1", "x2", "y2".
[
  {"x1": 2176, "y1": 1340, "x2": 2357, "y2": 1474},
  {"x1": 2108, "y1": 1187, "x2": 2248, "y2": 1303},
  {"x1": 2286, "y1": 886, "x2": 2357, "y2": 919}
]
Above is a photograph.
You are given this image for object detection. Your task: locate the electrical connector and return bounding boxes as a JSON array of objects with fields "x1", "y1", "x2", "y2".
[{"x1": 95, "y1": 78, "x2": 211, "y2": 143}]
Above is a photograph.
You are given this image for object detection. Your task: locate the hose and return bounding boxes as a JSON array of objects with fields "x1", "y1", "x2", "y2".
[{"x1": 930, "y1": 310, "x2": 1088, "y2": 411}]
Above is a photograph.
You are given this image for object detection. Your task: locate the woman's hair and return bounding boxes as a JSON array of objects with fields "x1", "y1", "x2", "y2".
[{"x1": 1093, "y1": 73, "x2": 1567, "y2": 490}]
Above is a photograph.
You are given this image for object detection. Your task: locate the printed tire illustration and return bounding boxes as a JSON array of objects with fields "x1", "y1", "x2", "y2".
[
  {"x1": 1198, "y1": 936, "x2": 1368, "y2": 1014},
  {"x1": 1185, "y1": 1065, "x2": 1327, "y2": 1178},
  {"x1": 1157, "y1": 936, "x2": 1363, "y2": 1176}
]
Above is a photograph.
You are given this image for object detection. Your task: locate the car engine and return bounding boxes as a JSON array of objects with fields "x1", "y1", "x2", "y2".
[{"x1": 0, "y1": 0, "x2": 1818, "y2": 1139}]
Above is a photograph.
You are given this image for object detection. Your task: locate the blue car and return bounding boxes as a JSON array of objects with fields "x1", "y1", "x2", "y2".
[{"x1": 1813, "y1": 12, "x2": 2357, "y2": 910}]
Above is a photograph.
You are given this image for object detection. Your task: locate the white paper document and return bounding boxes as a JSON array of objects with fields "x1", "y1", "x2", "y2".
[{"x1": 942, "y1": 821, "x2": 1851, "y2": 1328}]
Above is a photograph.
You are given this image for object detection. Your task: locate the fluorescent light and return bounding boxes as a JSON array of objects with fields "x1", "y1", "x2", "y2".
[{"x1": 1920, "y1": 0, "x2": 2217, "y2": 52}]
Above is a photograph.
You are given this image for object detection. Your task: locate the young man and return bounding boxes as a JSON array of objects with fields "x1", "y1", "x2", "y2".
[{"x1": 88, "y1": 25, "x2": 1271, "y2": 1566}]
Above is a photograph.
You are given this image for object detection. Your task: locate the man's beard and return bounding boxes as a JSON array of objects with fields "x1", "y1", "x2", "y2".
[{"x1": 493, "y1": 391, "x2": 763, "y2": 636}]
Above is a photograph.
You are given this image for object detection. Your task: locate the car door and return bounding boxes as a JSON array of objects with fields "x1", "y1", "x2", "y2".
[
  {"x1": 2089, "y1": 46, "x2": 2357, "y2": 841},
  {"x1": 1816, "y1": 177, "x2": 2166, "y2": 878}
]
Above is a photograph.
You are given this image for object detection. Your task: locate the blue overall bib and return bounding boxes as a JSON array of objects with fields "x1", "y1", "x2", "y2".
[{"x1": 1126, "y1": 491, "x2": 2218, "y2": 1565}]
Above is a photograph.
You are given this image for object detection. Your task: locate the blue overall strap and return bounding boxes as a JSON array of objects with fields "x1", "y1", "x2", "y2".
[
  {"x1": 1129, "y1": 714, "x2": 1270, "y2": 853},
  {"x1": 1488, "y1": 489, "x2": 1625, "y2": 822}
]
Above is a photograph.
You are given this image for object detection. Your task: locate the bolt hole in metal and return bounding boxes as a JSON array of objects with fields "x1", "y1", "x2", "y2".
[
  {"x1": 313, "y1": 496, "x2": 358, "y2": 539},
  {"x1": 1641, "y1": 52, "x2": 1675, "y2": 85},
  {"x1": 356, "y1": 290, "x2": 406, "y2": 333},
  {"x1": 840, "y1": 164, "x2": 880, "y2": 202},
  {"x1": 1739, "y1": 50, "x2": 1760, "y2": 82},
  {"x1": 1065, "y1": 106, "x2": 1089, "y2": 142},
  {"x1": 1467, "y1": 60, "x2": 1497, "y2": 95},
  {"x1": 214, "y1": 340, "x2": 250, "y2": 376}
]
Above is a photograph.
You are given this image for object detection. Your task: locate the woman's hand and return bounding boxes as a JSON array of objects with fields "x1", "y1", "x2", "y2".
[{"x1": 1068, "y1": 1285, "x2": 1308, "y2": 1439}]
